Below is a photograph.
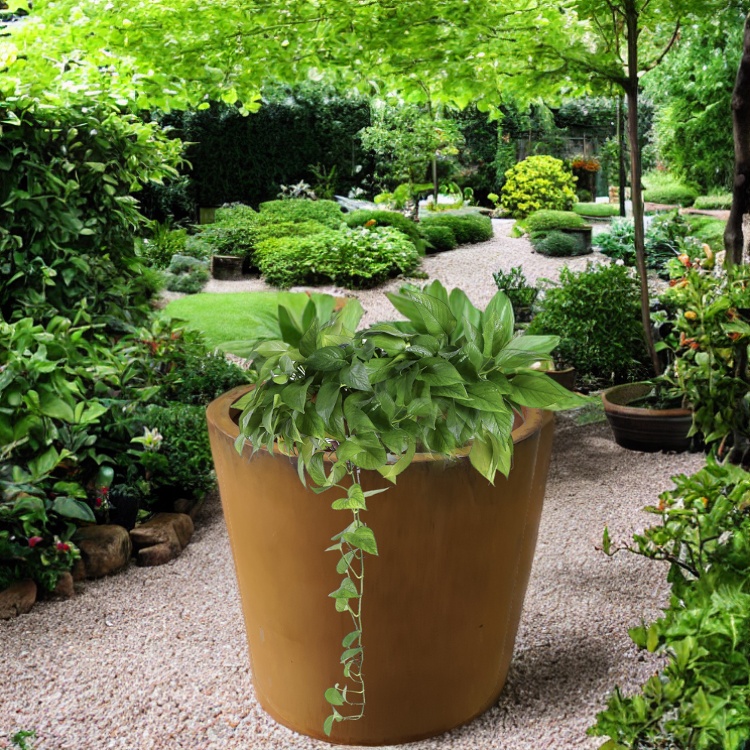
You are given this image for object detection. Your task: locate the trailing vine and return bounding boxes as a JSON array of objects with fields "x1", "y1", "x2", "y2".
[{"x1": 236, "y1": 281, "x2": 582, "y2": 736}]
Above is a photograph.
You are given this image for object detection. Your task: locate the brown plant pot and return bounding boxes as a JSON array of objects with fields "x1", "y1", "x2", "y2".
[
  {"x1": 207, "y1": 386, "x2": 555, "y2": 746},
  {"x1": 546, "y1": 367, "x2": 577, "y2": 392},
  {"x1": 602, "y1": 382, "x2": 693, "y2": 453},
  {"x1": 560, "y1": 225, "x2": 593, "y2": 254},
  {"x1": 211, "y1": 255, "x2": 244, "y2": 281}
]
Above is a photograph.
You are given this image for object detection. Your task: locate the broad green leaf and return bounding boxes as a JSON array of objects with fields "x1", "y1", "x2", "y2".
[
  {"x1": 39, "y1": 393, "x2": 75, "y2": 422},
  {"x1": 368, "y1": 333, "x2": 407, "y2": 355},
  {"x1": 342, "y1": 629, "x2": 361, "y2": 647},
  {"x1": 298, "y1": 317, "x2": 320, "y2": 358},
  {"x1": 482, "y1": 291, "x2": 514, "y2": 357},
  {"x1": 385, "y1": 292, "x2": 428, "y2": 333},
  {"x1": 280, "y1": 379, "x2": 310, "y2": 413},
  {"x1": 336, "y1": 551, "x2": 355, "y2": 574},
  {"x1": 379, "y1": 440, "x2": 416, "y2": 482},
  {"x1": 461, "y1": 381, "x2": 511, "y2": 412},
  {"x1": 495, "y1": 335, "x2": 558, "y2": 369},
  {"x1": 329, "y1": 577, "x2": 360, "y2": 599},
  {"x1": 305, "y1": 346, "x2": 346, "y2": 372},
  {"x1": 340, "y1": 361, "x2": 372, "y2": 391},
  {"x1": 277, "y1": 305, "x2": 303, "y2": 346},
  {"x1": 341, "y1": 647, "x2": 363, "y2": 663},
  {"x1": 323, "y1": 715, "x2": 335, "y2": 736},
  {"x1": 336, "y1": 434, "x2": 387, "y2": 470},
  {"x1": 324, "y1": 687, "x2": 345, "y2": 706},
  {"x1": 509, "y1": 372, "x2": 573, "y2": 408},
  {"x1": 315, "y1": 382, "x2": 340, "y2": 422},
  {"x1": 331, "y1": 484, "x2": 368, "y2": 510},
  {"x1": 469, "y1": 436, "x2": 494, "y2": 482},
  {"x1": 52, "y1": 495, "x2": 96, "y2": 523},
  {"x1": 342, "y1": 525, "x2": 378, "y2": 555},
  {"x1": 416, "y1": 358, "x2": 464, "y2": 386}
]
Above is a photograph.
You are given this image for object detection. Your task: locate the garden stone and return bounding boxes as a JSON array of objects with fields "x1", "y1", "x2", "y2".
[
  {"x1": 130, "y1": 513, "x2": 194, "y2": 567},
  {"x1": 51, "y1": 572, "x2": 75, "y2": 598},
  {"x1": 0, "y1": 580, "x2": 37, "y2": 619},
  {"x1": 73, "y1": 525, "x2": 132, "y2": 579},
  {"x1": 172, "y1": 496, "x2": 205, "y2": 520}
]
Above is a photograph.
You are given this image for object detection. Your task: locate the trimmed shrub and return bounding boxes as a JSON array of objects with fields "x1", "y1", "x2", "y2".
[
  {"x1": 642, "y1": 183, "x2": 698, "y2": 207},
  {"x1": 527, "y1": 262, "x2": 651, "y2": 387},
  {"x1": 573, "y1": 202, "x2": 620, "y2": 218},
  {"x1": 255, "y1": 227, "x2": 421, "y2": 289},
  {"x1": 500, "y1": 155, "x2": 578, "y2": 218},
  {"x1": 523, "y1": 209, "x2": 587, "y2": 234},
  {"x1": 344, "y1": 209, "x2": 423, "y2": 248},
  {"x1": 258, "y1": 198, "x2": 344, "y2": 228},
  {"x1": 163, "y1": 254, "x2": 210, "y2": 294},
  {"x1": 420, "y1": 213, "x2": 493, "y2": 244},
  {"x1": 693, "y1": 193, "x2": 733, "y2": 210},
  {"x1": 532, "y1": 230, "x2": 587, "y2": 257},
  {"x1": 420, "y1": 224, "x2": 458, "y2": 254},
  {"x1": 254, "y1": 220, "x2": 330, "y2": 242}
]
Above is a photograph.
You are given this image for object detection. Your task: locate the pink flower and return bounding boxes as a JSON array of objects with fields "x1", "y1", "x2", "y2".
[
  {"x1": 56, "y1": 542, "x2": 70, "y2": 553},
  {"x1": 28, "y1": 536, "x2": 43, "y2": 548}
]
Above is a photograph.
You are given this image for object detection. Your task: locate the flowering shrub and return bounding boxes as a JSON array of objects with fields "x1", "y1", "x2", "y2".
[
  {"x1": 571, "y1": 156, "x2": 601, "y2": 172},
  {"x1": 500, "y1": 155, "x2": 578, "y2": 218}
]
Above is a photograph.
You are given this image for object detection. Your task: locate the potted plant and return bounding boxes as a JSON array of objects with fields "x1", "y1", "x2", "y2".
[{"x1": 206, "y1": 281, "x2": 580, "y2": 744}]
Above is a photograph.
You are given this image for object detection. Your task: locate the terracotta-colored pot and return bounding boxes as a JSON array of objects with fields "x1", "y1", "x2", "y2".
[
  {"x1": 207, "y1": 385, "x2": 555, "y2": 746},
  {"x1": 546, "y1": 366, "x2": 577, "y2": 392},
  {"x1": 602, "y1": 381, "x2": 693, "y2": 452}
]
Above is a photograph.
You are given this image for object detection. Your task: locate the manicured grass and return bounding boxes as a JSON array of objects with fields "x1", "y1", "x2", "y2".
[
  {"x1": 164, "y1": 291, "x2": 335, "y2": 355},
  {"x1": 693, "y1": 193, "x2": 732, "y2": 210},
  {"x1": 573, "y1": 202, "x2": 620, "y2": 218}
]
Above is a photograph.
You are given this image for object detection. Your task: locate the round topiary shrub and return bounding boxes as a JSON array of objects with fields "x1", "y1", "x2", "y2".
[
  {"x1": 500, "y1": 155, "x2": 578, "y2": 219},
  {"x1": 532, "y1": 230, "x2": 587, "y2": 257},
  {"x1": 420, "y1": 213, "x2": 493, "y2": 244},
  {"x1": 420, "y1": 224, "x2": 458, "y2": 254}
]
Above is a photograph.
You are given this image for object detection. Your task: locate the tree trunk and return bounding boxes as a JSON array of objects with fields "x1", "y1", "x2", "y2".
[
  {"x1": 726, "y1": 13, "x2": 750, "y2": 466},
  {"x1": 625, "y1": 7, "x2": 661, "y2": 376},
  {"x1": 725, "y1": 12, "x2": 750, "y2": 267},
  {"x1": 617, "y1": 94, "x2": 627, "y2": 218}
]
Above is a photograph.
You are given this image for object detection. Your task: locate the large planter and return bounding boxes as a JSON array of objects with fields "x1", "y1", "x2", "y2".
[
  {"x1": 207, "y1": 385, "x2": 555, "y2": 746},
  {"x1": 211, "y1": 254, "x2": 244, "y2": 281},
  {"x1": 602, "y1": 382, "x2": 693, "y2": 453}
]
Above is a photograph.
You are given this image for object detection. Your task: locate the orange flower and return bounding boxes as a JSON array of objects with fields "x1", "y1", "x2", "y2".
[{"x1": 364, "y1": 219, "x2": 377, "y2": 228}]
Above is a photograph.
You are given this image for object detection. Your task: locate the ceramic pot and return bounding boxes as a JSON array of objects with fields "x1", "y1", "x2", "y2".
[
  {"x1": 207, "y1": 386, "x2": 555, "y2": 745},
  {"x1": 602, "y1": 381, "x2": 693, "y2": 452}
]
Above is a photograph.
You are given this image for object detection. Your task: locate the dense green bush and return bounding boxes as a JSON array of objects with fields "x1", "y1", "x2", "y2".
[
  {"x1": 420, "y1": 213, "x2": 493, "y2": 244},
  {"x1": 254, "y1": 220, "x2": 330, "y2": 242},
  {"x1": 642, "y1": 174, "x2": 698, "y2": 207},
  {"x1": 158, "y1": 351, "x2": 250, "y2": 406},
  {"x1": 531, "y1": 230, "x2": 587, "y2": 257},
  {"x1": 258, "y1": 198, "x2": 344, "y2": 228},
  {"x1": 527, "y1": 263, "x2": 650, "y2": 387},
  {"x1": 693, "y1": 193, "x2": 733, "y2": 210},
  {"x1": 138, "y1": 225, "x2": 188, "y2": 269},
  {"x1": 163, "y1": 255, "x2": 210, "y2": 294},
  {"x1": 344, "y1": 209, "x2": 423, "y2": 248},
  {"x1": 255, "y1": 227, "x2": 421, "y2": 288},
  {"x1": 522, "y1": 209, "x2": 587, "y2": 234},
  {"x1": 591, "y1": 459, "x2": 750, "y2": 748},
  {"x1": 420, "y1": 224, "x2": 458, "y2": 254},
  {"x1": 500, "y1": 155, "x2": 577, "y2": 218},
  {"x1": 573, "y1": 202, "x2": 620, "y2": 218}
]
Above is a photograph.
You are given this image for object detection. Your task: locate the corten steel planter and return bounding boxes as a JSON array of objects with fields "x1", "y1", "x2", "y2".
[
  {"x1": 207, "y1": 385, "x2": 555, "y2": 746},
  {"x1": 602, "y1": 382, "x2": 693, "y2": 453},
  {"x1": 210, "y1": 254, "x2": 244, "y2": 281}
]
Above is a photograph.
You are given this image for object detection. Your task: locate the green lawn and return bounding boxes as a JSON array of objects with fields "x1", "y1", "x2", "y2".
[{"x1": 164, "y1": 291, "x2": 336, "y2": 356}]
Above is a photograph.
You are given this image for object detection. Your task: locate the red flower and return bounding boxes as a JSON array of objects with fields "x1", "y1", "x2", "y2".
[
  {"x1": 28, "y1": 536, "x2": 43, "y2": 548},
  {"x1": 56, "y1": 542, "x2": 70, "y2": 553}
]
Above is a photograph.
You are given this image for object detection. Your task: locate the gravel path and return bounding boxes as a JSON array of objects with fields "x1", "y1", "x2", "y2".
[
  {"x1": 1, "y1": 219, "x2": 700, "y2": 749},
  {"x1": 164, "y1": 219, "x2": 610, "y2": 327}
]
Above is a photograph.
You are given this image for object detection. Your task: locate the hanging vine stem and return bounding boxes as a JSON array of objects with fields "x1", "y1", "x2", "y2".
[{"x1": 323, "y1": 464, "x2": 381, "y2": 736}]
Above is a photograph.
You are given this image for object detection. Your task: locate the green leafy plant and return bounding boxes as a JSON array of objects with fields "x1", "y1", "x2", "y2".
[
  {"x1": 163, "y1": 254, "x2": 210, "y2": 294},
  {"x1": 236, "y1": 281, "x2": 580, "y2": 735},
  {"x1": 492, "y1": 266, "x2": 538, "y2": 323},
  {"x1": 254, "y1": 227, "x2": 421, "y2": 289},
  {"x1": 517, "y1": 209, "x2": 587, "y2": 236},
  {"x1": 420, "y1": 223, "x2": 458, "y2": 254},
  {"x1": 531, "y1": 230, "x2": 587, "y2": 257},
  {"x1": 527, "y1": 263, "x2": 651, "y2": 387},
  {"x1": 693, "y1": 193, "x2": 733, "y2": 210},
  {"x1": 344, "y1": 209, "x2": 425, "y2": 251},
  {"x1": 308, "y1": 163, "x2": 339, "y2": 200},
  {"x1": 642, "y1": 174, "x2": 698, "y2": 207},
  {"x1": 591, "y1": 459, "x2": 750, "y2": 749},
  {"x1": 573, "y1": 202, "x2": 620, "y2": 218},
  {"x1": 419, "y1": 213, "x2": 493, "y2": 244},
  {"x1": 138, "y1": 223, "x2": 188, "y2": 270},
  {"x1": 500, "y1": 155, "x2": 578, "y2": 218},
  {"x1": 258, "y1": 198, "x2": 345, "y2": 228}
]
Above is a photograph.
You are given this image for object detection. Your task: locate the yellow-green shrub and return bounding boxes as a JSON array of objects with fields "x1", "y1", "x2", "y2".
[{"x1": 500, "y1": 156, "x2": 578, "y2": 219}]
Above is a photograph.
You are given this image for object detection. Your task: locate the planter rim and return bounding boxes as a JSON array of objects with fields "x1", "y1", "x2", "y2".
[
  {"x1": 207, "y1": 384, "x2": 551, "y2": 464},
  {"x1": 602, "y1": 381, "x2": 692, "y2": 419}
]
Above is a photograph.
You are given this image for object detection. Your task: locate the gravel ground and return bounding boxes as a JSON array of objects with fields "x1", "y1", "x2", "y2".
[
  {"x1": 162, "y1": 219, "x2": 611, "y2": 327},
  {"x1": 1, "y1": 220, "x2": 703, "y2": 749}
]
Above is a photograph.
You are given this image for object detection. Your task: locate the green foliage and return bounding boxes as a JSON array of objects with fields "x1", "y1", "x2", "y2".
[
  {"x1": 158, "y1": 351, "x2": 250, "y2": 406},
  {"x1": 258, "y1": 198, "x2": 344, "y2": 228},
  {"x1": 590, "y1": 459, "x2": 750, "y2": 749},
  {"x1": 573, "y1": 202, "x2": 620, "y2": 218},
  {"x1": 254, "y1": 227, "x2": 421, "y2": 289},
  {"x1": 138, "y1": 224, "x2": 188, "y2": 270},
  {"x1": 127, "y1": 402, "x2": 215, "y2": 506},
  {"x1": 531, "y1": 230, "x2": 586, "y2": 257},
  {"x1": 492, "y1": 266, "x2": 538, "y2": 323},
  {"x1": 658, "y1": 262, "x2": 750, "y2": 455},
  {"x1": 163, "y1": 254, "x2": 210, "y2": 294},
  {"x1": 643, "y1": 180, "x2": 698, "y2": 207},
  {"x1": 344, "y1": 209, "x2": 424, "y2": 250},
  {"x1": 500, "y1": 156, "x2": 577, "y2": 218},
  {"x1": 238, "y1": 280, "x2": 579, "y2": 733},
  {"x1": 693, "y1": 193, "x2": 733, "y2": 210},
  {"x1": 420, "y1": 213, "x2": 493, "y2": 244},
  {"x1": 527, "y1": 263, "x2": 650, "y2": 387},
  {"x1": 0, "y1": 97, "x2": 182, "y2": 325},
  {"x1": 420, "y1": 224, "x2": 458, "y2": 254},
  {"x1": 684, "y1": 215, "x2": 727, "y2": 249},
  {"x1": 521, "y1": 209, "x2": 587, "y2": 234}
]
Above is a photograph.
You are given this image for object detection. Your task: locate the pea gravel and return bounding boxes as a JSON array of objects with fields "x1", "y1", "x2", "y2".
[{"x1": 1, "y1": 220, "x2": 705, "y2": 749}]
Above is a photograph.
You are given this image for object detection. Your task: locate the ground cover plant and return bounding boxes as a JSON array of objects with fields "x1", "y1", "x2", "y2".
[
  {"x1": 258, "y1": 198, "x2": 344, "y2": 228},
  {"x1": 344, "y1": 209, "x2": 425, "y2": 252},
  {"x1": 693, "y1": 193, "x2": 733, "y2": 210},
  {"x1": 642, "y1": 171, "x2": 698, "y2": 207},
  {"x1": 527, "y1": 262, "x2": 651, "y2": 388}
]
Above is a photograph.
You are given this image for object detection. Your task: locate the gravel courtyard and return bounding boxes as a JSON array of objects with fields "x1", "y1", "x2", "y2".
[{"x1": 0, "y1": 220, "x2": 700, "y2": 750}]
